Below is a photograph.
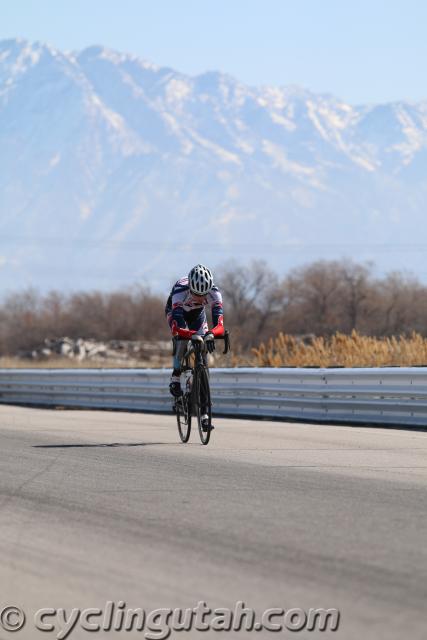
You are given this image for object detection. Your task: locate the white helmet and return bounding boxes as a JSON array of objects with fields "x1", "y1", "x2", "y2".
[{"x1": 188, "y1": 264, "x2": 214, "y2": 296}]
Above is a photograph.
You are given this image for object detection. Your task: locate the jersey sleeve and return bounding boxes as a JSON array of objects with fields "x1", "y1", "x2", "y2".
[
  {"x1": 171, "y1": 291, "x2": 187, "y2": 328},
  {"x1": 208, "y1": 286, "x2": 224, "y2": 329}
]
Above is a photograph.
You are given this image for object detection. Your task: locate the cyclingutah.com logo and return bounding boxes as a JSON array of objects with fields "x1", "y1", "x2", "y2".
[{"x1": 0, "y1": 601, "x2": 340, "y2": 638}]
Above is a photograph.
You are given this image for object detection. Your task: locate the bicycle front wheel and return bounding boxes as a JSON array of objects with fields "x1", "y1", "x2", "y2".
[
  {"x1": 195, "y1": 366, "x2": 212, "y2": 445},
  {"x1": 176, "y1": 393, "x2": 191, "y2": 443}
]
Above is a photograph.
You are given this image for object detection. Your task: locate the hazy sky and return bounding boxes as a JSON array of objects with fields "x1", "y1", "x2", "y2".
[{"x1": 2, "y1": 0, "x2": 426, "y2": 104}]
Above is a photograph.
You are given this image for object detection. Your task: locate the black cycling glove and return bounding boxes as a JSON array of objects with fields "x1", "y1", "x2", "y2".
[{"x1": 204, "y1": 332, "x2": 216, "y2": 353}]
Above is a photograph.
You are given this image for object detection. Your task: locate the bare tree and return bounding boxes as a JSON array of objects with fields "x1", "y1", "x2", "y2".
[
  {"x1": 374, "y1": 272, "x2": 427, "y2": 336},
  {"x1": 217, "y1": 260, "x2": 283, "y2": 349},
  {"x1": 280, "y1": 261, "x2": 344, "y2": 335},
  {"x1": 0, "y1": 286, "x2": 168, "y2": 356},
  {"x1": 2, "y1": 260, "x2": 427, "y2": 358},
  {"x1": 336, "y1": 261, "x2": 374, "y2": 332}
]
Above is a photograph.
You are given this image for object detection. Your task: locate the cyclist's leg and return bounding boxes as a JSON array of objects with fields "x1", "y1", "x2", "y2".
[
  {"x1": 169, "y1": 341, "x2": 187, "y2": 396},
  {"x1": 167, "y1": 312, "x2": 187, "y2": 397}
]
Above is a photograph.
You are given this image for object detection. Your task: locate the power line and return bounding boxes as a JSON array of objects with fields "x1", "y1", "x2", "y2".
[{"x1": 2, "y1": 236, "x2": 427, "y2": 253}]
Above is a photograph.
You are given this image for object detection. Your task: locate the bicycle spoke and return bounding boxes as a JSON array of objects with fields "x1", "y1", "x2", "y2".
[{"x1": 176, "y1": 393, "x2": 191, "y2": 443}]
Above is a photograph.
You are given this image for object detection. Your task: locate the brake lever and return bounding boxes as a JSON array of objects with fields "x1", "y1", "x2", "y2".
[{"x1": 223, "y1": 331, "x2": 231, "y2": 355}]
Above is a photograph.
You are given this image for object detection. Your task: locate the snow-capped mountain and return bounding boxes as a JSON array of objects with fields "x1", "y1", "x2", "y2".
[{"x1": 1, "y1": 38, "x2": 427, "y2": 292}]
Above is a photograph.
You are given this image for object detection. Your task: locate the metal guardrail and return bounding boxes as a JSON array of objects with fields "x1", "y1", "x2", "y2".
[{"x1": 0, "y1": 367, "x2": 427, "y2": 427}]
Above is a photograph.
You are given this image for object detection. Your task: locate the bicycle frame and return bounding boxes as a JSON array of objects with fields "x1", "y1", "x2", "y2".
[{"x1": 173, "y1": 331, "x2": 230, "y2": 444}]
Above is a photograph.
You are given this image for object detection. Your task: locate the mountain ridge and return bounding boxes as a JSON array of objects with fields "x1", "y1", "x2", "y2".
[{"x1": 1, "y1": 37, "x2": 427, "y2": 292}]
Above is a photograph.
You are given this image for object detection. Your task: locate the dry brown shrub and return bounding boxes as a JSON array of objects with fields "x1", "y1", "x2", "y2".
[{"x1": 251, "y1": 330, "x2": 427, "y2": 367}]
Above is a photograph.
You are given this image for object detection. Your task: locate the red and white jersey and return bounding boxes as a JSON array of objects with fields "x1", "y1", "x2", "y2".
[
  {"x1": 165, "y1": 277, "x2": 224, "y2": 330},
  {"x1": 170, "y1": 277, "x2": 222, "y2": 312}
]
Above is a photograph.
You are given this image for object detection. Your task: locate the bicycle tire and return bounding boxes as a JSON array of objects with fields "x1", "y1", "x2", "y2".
[
  {"x1": 176, "y1": 393, "x2": 191, "y2": 443},
  {"x1": 195, "y1": 366, "x2": 212, "y2": 445}
]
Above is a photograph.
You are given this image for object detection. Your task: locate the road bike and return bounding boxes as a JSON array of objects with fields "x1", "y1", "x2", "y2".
[{"x1": 173, "y1": 332, "x2": 230, "y2": 445}]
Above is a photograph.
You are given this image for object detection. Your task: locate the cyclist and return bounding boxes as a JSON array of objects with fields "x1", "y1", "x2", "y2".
[{"x1": 165, "y1": 264, "x2": 225, "y2": 400}]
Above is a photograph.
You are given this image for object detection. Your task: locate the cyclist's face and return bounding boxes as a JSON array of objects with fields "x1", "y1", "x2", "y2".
[{"x1": 191, "y1": 293, "x2": 205, "y2": 302}]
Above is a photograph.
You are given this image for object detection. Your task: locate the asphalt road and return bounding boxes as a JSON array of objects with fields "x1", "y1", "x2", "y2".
[{"x1": 0, "y1": 405, "x2": 426, "y2": 639}]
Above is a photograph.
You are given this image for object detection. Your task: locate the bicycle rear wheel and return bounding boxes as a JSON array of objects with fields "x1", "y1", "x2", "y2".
[
  {"x1": 195, "y1": 366, "x2": 212, "y2": 445},
  {"x1": 175, "y1": 393, "x2": 191, "y2": 443}
]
